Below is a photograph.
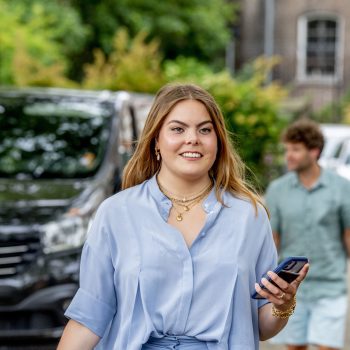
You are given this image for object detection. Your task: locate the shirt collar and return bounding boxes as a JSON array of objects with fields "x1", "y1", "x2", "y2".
[
  {"x1": 148, "y1": 174, "x2": 171, "y2": 205},
  {"x1": 290, "y1": 172, "x2": 299, "y2": 187},
  {"x1": 317, "y1": 168, "x2": 328, "y2": 187},
  {"x1": 289, "y1": 168, "x2": 328, "y2": 190}
]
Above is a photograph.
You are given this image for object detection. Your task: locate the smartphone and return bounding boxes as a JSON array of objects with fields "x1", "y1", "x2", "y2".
[{"x1": 251, "y1": 256, "x2": 309, "y2": 299}]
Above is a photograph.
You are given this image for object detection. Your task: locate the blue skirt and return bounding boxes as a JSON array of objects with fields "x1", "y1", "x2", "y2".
[{"x1": 142, "y1": 335, "x2": 209, "y2": 349}]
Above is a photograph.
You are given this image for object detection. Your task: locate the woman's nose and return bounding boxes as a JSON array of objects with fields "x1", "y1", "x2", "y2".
[{"x1": 185, "y1": 130, "x2": 199, "y2": 144}]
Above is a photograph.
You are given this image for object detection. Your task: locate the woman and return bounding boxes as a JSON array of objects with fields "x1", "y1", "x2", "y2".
[{"x1": 57, "y1": 83, "x2": 309, "y2": 350}]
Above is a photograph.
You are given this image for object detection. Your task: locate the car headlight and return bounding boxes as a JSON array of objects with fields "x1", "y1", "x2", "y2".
[{"x1": 42, "y1": 214, "x2": 87, "y2": 254}]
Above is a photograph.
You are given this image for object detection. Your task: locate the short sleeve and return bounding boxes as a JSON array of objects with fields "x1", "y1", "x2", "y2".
[
  {"x1": 255, "y1": 215, "x2": 278, "y2": 308},
  {"x1": 265, "y1": 183, "x2": 281, "y2": 234},
  {"x1": 340, "y1": 179, "x2": 350, "y2": 230},
  {"x1": 64, "y1": 201, "x2": 117, "y2": 338}
]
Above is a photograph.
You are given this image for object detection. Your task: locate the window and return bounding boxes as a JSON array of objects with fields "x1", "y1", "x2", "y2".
[
  {"x1": 297, "y1": 14, "x2": 343, "y2": 83},
  {"x1": 306, "y1": 20, "x2": 336, "y2": 75}
]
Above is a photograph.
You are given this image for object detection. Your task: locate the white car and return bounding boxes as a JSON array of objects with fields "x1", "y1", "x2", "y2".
[
  {"x1": 320, "y1": 124, "x2": 350, "y2": 180},
  {"x1": 332, "y1": 139, "x2": 350, "y2": 180}
]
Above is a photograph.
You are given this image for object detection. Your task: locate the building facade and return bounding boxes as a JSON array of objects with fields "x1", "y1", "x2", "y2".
[{"x1": 237, "y1": 0, "x2": 350, "y2": 113}]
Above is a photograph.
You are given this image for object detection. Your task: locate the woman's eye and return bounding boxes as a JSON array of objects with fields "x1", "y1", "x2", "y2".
[
  {"x1": 200, "y1": 128, "x2": 211, "y2": 134},
  {"x1": 171, "y1": 127, "x2": 184, "y2": 133}
]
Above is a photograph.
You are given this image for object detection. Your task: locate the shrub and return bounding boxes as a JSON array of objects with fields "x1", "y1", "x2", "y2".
[{"x1": 82, "y1": 29, "x2": 165, "y2": 93}]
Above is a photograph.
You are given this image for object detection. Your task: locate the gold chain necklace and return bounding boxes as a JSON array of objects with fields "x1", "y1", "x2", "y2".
[
  {"x1": 157, "y1": 184, "x2": 209, "y2": 201},
  {"x1": 157, "y1": 179, "x2": 213, "y2": 221},
  {"x1": 171, "y1": 186, "x2": 212, "y2": 221},
  {"x1": 157, "y1": 180, "x2": 213, "y2": 204}
]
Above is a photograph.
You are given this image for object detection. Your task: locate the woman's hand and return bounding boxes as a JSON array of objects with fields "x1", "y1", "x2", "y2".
[
  {"x1": 257, "y1": 263, "x2": 309, "y2": 341},
  {"x1": 255, "y1": 263, "x2": 309, "y2": 311}
]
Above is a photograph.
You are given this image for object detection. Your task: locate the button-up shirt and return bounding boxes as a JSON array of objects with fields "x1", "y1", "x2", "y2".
[
  {"x1": 265, "y1": 169, "x2": 350, "y2": 300},
  {"x1": 65, "y1": 175, "x2": 277, "y2": 349}
]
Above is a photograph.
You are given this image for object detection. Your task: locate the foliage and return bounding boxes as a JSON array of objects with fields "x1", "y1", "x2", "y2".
[
  {"x1": 11, "y1": 0, "x2": 89, "y2": 59},
  {"x1": 312, "y1": 83, "x2": 350, "y2": 124},
  {"x1": 341, "y1": 89, "x2": 350, "y2": 124},
  {"x1": 68, "y1": 0, "x2": 236, "y2": 77},
  {"x1": 0, "y1": 0, "x2": 87, "y2": 86},
  {"x1": 164, "y1": 57, "x2": 214, "y2": 82},
  {"x1": 12, "y1": 40, "x2": 77, "y2": 88},
  {"x1": 3, "y1": 0, "x2": 235, "y2": 84},
  {"x1": 164, "y1": 56, "x2": 288, "y2": 189},
  {"x1": 82, "y1": 29, "x2": 165, "y2": 93}
]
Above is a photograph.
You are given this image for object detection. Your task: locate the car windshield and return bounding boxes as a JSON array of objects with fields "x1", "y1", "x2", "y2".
[{"x1": 0, "y1": 96, "x2": 112, "y2": 178}]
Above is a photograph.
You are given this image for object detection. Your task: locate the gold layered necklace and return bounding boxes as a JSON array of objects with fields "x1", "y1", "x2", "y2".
[{"x1": 157, "y1": 179, "x2": 213, "y2": 221}]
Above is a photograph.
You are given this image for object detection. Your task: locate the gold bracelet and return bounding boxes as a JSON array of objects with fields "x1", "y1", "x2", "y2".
[{"x1": 271, "y1": 296, "x2": 297, "y2": 319}]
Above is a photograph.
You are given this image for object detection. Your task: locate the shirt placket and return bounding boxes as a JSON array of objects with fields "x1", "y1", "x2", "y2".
[
  {"x1": 173, "y1": 248, "x2": 194, "y2": 333},
  {"x1": 173, "y1": 202, "x2": 221, "y2": 334}
]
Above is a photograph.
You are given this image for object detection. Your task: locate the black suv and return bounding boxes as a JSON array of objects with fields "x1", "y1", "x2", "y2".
[{"x1": 0, "y1": 88, "x2": 152, "y2": 345}]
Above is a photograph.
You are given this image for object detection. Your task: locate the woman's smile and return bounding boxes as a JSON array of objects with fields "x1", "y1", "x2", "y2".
[{"x1": 180, "y1": 151, "x2": 203, "y2": 159}]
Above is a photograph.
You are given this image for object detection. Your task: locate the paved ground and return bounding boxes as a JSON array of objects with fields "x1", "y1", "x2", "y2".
[{"x1": 260, "y1": 263, "x2": 350, "y2": 350}]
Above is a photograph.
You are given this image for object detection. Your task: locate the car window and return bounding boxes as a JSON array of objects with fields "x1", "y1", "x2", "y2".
[
  {"x1": 345, "y1": 154, "x2": 350, "y2": 165},
  {"x1": 0, "y1": 97, "x2": 112, "y2": 178},
  {"x1": 333, "y1": 141, "x2": 344, "y2": 158},
  {"x1": 321, "y1": 124, "x2": 350, "y2": 160},
  {"x1": 340, "y1": 142, "x2": 350, "y2": 165}
]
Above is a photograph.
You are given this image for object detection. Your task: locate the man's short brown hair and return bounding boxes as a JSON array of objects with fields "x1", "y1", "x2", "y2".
[{"x1": 282, "y1": 119, "x2": 324, "y2": 153}]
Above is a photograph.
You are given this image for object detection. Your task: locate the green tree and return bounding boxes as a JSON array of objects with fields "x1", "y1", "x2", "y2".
[
  {"x1": 69, "y1": 0, "x2": 236, "y2": 76},
  {"x1": 82, "y1": 29, "x2": 165, "y2": 93},
  {"x1": 0, "y1": 0, "x2": 88, "y2": 85}
]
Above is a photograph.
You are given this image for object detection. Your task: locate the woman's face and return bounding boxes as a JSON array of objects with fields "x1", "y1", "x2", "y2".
[{"x1": 156, "y1": 99, "x2": 218, "y2": 182}]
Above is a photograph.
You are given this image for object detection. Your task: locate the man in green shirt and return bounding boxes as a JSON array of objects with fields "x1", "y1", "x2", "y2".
[{"x1": 266, "y1": 119, "x2": 350, "y2": 350}]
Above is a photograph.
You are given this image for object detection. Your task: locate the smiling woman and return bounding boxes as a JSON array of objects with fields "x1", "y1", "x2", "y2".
[{"x1": 58, "y1": 83, "x2": 309, "y2": 350}]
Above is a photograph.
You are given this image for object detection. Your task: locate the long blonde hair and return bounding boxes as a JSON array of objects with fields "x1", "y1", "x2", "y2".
[{"x1": 122, "y1": 83, "x2": 263, "y2": 212}]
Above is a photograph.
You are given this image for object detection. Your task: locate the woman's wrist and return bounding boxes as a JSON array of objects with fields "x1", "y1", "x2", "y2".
[{"x1": 271, "y1": 295, "x2": 296, "y2": 318}]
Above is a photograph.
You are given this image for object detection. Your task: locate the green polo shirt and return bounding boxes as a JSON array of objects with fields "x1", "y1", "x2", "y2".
[{"x1": 265, "y1": 169, "x2": 350, "y2": 300}]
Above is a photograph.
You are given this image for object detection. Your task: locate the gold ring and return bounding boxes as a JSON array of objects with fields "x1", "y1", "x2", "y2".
[{"x1": 278, "y1": 292, "x2": 285, "y2": 299}]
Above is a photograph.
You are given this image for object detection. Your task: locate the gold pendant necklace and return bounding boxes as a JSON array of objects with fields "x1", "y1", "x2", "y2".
[
  {"x1": 156, "y1": 176, "x2": 214, "y2": 221},
  {"x1": 170, "y1": 184, "x2": 213, "y2": 221}
]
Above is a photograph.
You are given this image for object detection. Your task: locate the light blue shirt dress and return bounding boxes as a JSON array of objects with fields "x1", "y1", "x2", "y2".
[{"x1": 65, "y1": 175, "x2": 277, "y2": 349}]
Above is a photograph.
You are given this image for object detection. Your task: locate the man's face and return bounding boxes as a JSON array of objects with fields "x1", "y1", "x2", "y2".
[{"x1": 284, "y1": 142, "x2": 319, "y2": 172}]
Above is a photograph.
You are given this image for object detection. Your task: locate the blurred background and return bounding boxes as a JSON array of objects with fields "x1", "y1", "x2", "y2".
[
  {"x1": 3, "y1": 0, "x2": 350, "y2": 186},
  {"x1": 1, "y1": 0, "x2": 350, "y2": 348}
]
